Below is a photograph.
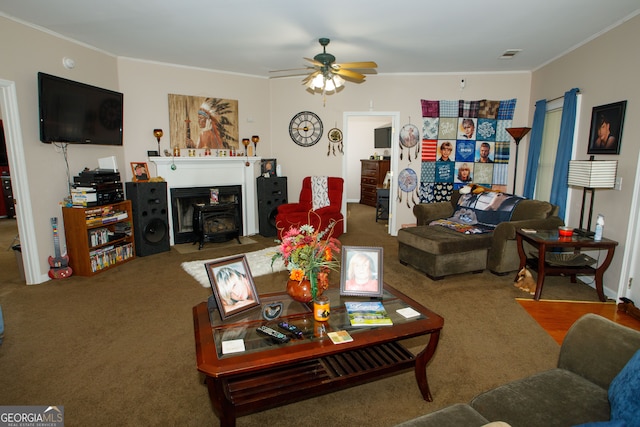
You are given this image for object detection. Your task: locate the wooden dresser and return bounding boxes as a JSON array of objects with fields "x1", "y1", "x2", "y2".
[{"x1": 360, "y1": 159, "x2": 390, "y2": 207}]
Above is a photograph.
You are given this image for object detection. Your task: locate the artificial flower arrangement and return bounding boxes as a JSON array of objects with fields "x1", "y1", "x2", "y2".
[{"x1": 271, "y1": 222, "x2": 341, "y2": 300}]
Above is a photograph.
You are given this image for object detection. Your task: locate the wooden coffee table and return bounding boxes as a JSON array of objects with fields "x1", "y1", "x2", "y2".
[{"x1": 193, "y1": 284, "x2": 444, "y2": 427}]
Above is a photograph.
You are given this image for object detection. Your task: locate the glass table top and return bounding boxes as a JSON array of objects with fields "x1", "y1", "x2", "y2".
[{"x1": 207, "y1": 287, "x2": 427, "y2": 358}]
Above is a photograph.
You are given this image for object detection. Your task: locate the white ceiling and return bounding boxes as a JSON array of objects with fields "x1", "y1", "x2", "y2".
[{"x1": 1, "y1": 0, "x2": 639, "y2": 78}]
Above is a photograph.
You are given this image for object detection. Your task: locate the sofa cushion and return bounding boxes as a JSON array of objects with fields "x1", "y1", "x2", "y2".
[
  {"x1": 608, "y1": 349, "x2": 640, "y2": 426},
  {"x1": 510, "y1": 199, "x2": 554, "y2": 221},
  {"x1": 470, "y1": 369, "x2": 610, "y2": 427}
]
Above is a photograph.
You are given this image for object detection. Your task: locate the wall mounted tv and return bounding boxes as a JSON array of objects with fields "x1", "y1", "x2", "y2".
[
  {"x1": 374, "y1": 125, "x2": 392, "y2": 148},
  {"x1": 38, "y1": 72, "x2": 123, "y2": 145}
]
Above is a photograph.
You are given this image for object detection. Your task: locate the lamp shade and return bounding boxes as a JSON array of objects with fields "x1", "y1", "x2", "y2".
[
  {"x1": 506, "y1": 127, "x2": 531, "y2": 143},
  {"x1": 567, "y1": 160, "x2": 617, "y2": 188}
]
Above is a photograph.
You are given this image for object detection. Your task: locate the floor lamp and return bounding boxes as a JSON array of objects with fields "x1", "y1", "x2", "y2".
[
  {"x1": 567, "y1": 158, "x2": 617, "y2": 236},
  {"x1": 506, "y1": 127, "x2": 531, "y2": 193}
]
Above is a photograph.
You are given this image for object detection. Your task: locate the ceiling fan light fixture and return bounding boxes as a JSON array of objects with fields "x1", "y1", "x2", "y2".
[{"x1": 308, "y1": 73, "x2": 344, "y2": 92}]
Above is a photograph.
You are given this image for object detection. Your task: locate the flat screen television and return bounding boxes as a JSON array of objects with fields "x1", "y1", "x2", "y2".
[
  {"x1": 38, "y1": 72, "x2": 123, "y2": 145},
  {"x1": 374, "y1": 126, "x2": 392, "y2": 148}
]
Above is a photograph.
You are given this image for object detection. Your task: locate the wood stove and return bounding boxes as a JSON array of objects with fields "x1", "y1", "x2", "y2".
[{"x1": 170, "y1": 185, "x2": 242, "y2": 244}]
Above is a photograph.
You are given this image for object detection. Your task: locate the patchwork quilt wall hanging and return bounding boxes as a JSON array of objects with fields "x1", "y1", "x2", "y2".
[{"x1": 419, "y1": 99, "x2": 517, "y2": 203}]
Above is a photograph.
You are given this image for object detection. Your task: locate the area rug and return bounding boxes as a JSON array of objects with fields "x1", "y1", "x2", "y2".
[
  {"x1": 172, "y1": 236, "x2": 257, "y2": 255},
  {"x1": 181, "y1": 246, "x2": 286, "y2": 288}
]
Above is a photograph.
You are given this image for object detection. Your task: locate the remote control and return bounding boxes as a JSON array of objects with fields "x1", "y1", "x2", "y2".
[
  {"x1": 278, "y1": 321, "x2": 304, "y2": 339},
  {"x1": 256, "y1": 325, "x2": 290, "y2": 343}
]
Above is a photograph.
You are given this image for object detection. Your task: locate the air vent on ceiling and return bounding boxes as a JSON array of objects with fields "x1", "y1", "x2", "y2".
[{"x1": 500, "y1": 49, "x2": 522, "y2": 59}]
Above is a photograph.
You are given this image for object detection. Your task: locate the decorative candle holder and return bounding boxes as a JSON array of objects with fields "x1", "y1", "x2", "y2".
[
  {"x1": 251, "y1": 135, "x2": 259, "y2": 156},
  {"x1": 153, "y1": 129, "x2": 164, "y2": 156},
  {"x1": 242, "y1": 138, "x2": 251, "y2": 165}
]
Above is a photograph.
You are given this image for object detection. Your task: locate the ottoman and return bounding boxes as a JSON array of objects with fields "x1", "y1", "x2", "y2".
[{"x1": 397, "y1": 225, "x2": 493, "y2": 280}]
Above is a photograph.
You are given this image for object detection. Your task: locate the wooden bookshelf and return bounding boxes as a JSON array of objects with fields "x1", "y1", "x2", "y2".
[{"x1": 62, "y1": 200, "x2": 135, "y2": 276}]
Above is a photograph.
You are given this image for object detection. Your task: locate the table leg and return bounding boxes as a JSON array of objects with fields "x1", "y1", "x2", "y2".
[
  {"x1": 206, "y1": 377, "x2": 236, "y2": 427},
  {"x1": 414, "y1": 331, "x2": 440, "y2": 402},
  {"x1": 533, "y1": 243, "x2": 546, "y2": 300},
  {"x1": 594, "y1": 246, "x2": 616, "y2": 302},
  {"x1": 516, "y1": 233, "x2": 526, "y2": 271}
]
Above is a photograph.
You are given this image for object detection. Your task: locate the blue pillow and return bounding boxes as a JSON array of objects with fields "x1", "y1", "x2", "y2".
[
  {"x1": 573, "y1": 421, "x2": 625, "y2": 427},
  {"x1": 608, "y1": 349, "x2": 640, "y2": 427}
]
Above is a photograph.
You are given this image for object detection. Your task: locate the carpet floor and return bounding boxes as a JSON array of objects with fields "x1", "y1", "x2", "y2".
[{"x1": 0, "y1": 206, "x2": 606, "y2": 426}]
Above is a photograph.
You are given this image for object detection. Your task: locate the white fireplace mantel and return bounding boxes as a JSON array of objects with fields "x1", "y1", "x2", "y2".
[{"x1": 151, "y1": 156, "x2": 261, "y2": 245}]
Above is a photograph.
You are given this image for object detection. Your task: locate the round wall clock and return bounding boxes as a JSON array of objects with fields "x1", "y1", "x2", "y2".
[{"x1": 289, "y1": 111, "x2": 323, "y2": 147}]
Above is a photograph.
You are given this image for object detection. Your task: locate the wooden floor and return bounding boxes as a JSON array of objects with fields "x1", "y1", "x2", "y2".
[{"x1": 517, "y1": 299, "x2": 640, "y2": 345}]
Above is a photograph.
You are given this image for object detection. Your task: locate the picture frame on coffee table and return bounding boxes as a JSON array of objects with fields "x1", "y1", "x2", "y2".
[
  {"x1": 340, "y1": 246, "x2": 384, "y2": 298},
  {"x1": 205, "y1": 255, "x2": 261, "y2": 320}
]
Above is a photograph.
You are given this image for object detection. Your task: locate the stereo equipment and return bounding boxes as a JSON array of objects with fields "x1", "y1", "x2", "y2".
[
  {"x1": 257, "y1": 176, "x2": 287, "y2": 237},
  {"x1": 125, "y1": 181, "x2": 170, "y2": 257},
  {"x1": 72, "y1": 171, "x2": 124, "y2": 206}
]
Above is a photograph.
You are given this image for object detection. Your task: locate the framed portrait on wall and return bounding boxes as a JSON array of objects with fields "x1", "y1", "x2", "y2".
[
  {"x1": 587, "y1": 101, "x2": 626, "y2": 155},
  {"x1": 340, "y1": 246, "x2": 384, "y2": 298},
  {"x1": 167, "y1": 94, "x2": 239, "y2": 151}
]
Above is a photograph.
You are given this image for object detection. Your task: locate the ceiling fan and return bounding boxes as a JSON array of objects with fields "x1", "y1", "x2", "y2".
[{"x1": 272, "y1": 38, "x2": 378, "y2": 93}]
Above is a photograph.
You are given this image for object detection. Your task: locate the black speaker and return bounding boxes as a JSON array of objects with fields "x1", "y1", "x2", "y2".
[
  {"x1": 125, "y1": 181, "x2": 170, "y2": 257},
  {"x1": 257, "y1": 177, "x2": 288, "y2": 237}
]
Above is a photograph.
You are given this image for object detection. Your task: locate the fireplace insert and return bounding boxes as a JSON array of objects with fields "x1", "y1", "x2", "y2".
[{"x1": 170, "y1": 186, "x2": 242, "y2": 244}]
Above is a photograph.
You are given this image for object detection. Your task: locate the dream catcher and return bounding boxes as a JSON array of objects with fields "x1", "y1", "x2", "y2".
[
  {"x1": 397, "y1": 168, "x2": 419, "y2": 208},
  {"x1": 399, "y1": 122, "x2": 420, "y2": 162},
  {"x1": 327, "y1": 127, "x2": 343, "y2": 156}
]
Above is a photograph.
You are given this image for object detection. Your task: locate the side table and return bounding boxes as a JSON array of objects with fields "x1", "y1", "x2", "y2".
[
  {"x1": 515, "y1": 229, "x2": 618, "y2": 301},
  {"x1": 376, "y1": 188, "x2": 390, "y2": 222}
]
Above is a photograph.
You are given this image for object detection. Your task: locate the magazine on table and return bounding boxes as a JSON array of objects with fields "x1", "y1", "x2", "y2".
[{"x1": 345, "y1": 301, "x2": 393, "y2": 327}]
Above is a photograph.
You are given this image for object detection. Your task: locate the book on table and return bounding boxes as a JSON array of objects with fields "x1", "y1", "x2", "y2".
[{"x1": 345, "y1": 301, "x2": 393, "y2": 327}]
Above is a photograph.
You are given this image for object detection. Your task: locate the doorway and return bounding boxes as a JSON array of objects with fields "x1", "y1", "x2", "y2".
[
  {"x1": 342, "y1": 112, "x2": 400, "y2": 235},
  {"x1": 1, "y1": 78, "x2": 38, "y2": 284}
]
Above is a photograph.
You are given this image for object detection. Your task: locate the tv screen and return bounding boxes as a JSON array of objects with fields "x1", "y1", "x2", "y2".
[
  {"x1": 38, "y1": 72, "x2": 123, "y2": 145},
  {"x1": 374, "y1": 126, "x2": 392, "y2": 148}
]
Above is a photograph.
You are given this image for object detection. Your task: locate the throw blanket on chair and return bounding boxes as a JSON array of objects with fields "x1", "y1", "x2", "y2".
[
  {"x1": 311, "y1": 176, "x2": 330, "y2": 210},
  {"x1": 430, "y1": 191, "x2": 524, "y2": 234}
]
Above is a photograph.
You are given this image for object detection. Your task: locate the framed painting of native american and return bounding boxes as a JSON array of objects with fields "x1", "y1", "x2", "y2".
[{"x1": 168, "y1": 94, "x2": 239, "y2": 151}]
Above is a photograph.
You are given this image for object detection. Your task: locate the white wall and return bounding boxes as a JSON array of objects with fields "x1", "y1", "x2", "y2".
[
  {"x1": 531, "y1": 13, "x2": 640, "y2": 298},
  {"x1": 0, "y1": 16, "x2": 120, "y2": 283},
  {"x1": 269, "y1": 73, "x2": 532, "y2": 230}
]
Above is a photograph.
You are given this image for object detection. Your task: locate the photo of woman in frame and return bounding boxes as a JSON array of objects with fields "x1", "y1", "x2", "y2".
[
  {"x1": 205, "y1": 255, "x2": 260, "y2": 320},
  {"x1": 587, "y1": 101, "x2": 626, "y2": 155},
  {"x1": 340, "y1": 246, "x2": 384, "y2": 297}
]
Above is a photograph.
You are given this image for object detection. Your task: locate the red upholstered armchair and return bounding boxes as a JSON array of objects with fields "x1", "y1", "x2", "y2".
[{"x1": 275, "y1": 176, "x2": 344, "y2": 240}]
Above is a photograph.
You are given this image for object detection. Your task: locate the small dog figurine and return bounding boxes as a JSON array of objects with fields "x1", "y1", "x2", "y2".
[{"x1": 514, "y1": 267, "x2": 537, "y2": 295}]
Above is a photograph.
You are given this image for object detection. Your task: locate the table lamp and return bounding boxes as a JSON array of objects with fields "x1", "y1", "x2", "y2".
[{"x1": 567, "y1": 158, "x2": 617, "y2": 236}]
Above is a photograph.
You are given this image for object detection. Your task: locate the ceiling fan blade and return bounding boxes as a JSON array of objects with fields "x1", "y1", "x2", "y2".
[
  {"x1": 334, "y1": 68, "x2": 366, "y2": 80},
  {"x1": 335, "y1": 61, "x2": 378, "y2": 69},
  {"x1": 301, "y1": 71, "x2": 320, "y2": 85},
  {"x1": 269, "y1": 67, "x2": 313, "y2": 73},
  {"x1": 304, "y1": 57, "x2": 324, "y2": 67}
]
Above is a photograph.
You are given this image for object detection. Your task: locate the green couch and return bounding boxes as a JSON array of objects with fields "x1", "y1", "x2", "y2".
[
  {"x1": 398, "y1": 191, "x2": 563, "y2": 279},
  {"x1": 394, "y1": 314, "x2": 640, "y2": 427}
]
